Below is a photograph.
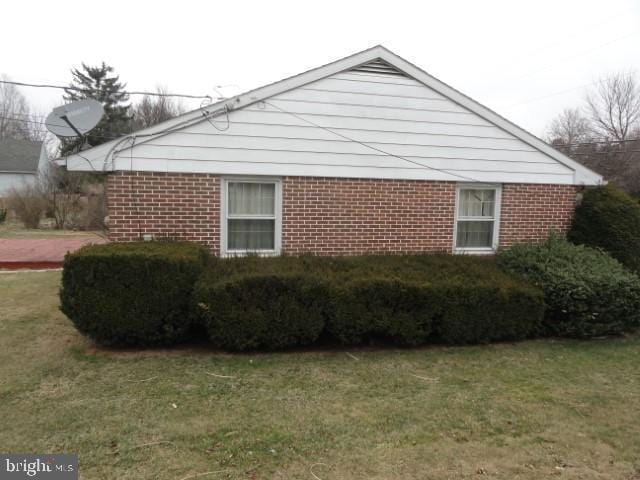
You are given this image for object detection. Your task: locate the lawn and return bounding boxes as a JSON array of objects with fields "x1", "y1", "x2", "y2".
[
  {"x1": 0, "y1": 220, "x2": 105, "y2": 239},
  {"x1": 2, "y1": 271, "x2": 640, "y2": 479}
]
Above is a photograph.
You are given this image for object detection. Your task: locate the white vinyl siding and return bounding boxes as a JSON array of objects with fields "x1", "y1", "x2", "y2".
[
  {"x1": 0, "y1": 173, "x2": 36, "y2": 195},
  {"x1": 454, "y1": 185, "x2": 501, "y2": 253},
  {"x1": 221, "y1": 178, "x2": 282, "y2": 256},
  {"x1": 104, "y1": 70, "x2": 577, "y2": 185}
]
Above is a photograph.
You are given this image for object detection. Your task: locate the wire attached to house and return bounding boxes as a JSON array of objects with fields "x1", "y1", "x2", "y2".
[
  {"x1": 262, "y1": 100, "x2": 482, "y2": 182},
  {"x1": 102, "y1": 103, "x2": 232, "y2": 171},
  {"x1": 200, "y1": 99, "x2": 230, "y2": 131}
]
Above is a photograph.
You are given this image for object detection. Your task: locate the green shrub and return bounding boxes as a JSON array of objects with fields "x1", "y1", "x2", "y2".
[
  {"x1": 197, "y1": 254, "x2": 544, "y2": 350},
  {"x1": 195, "y1": 269, "x2": 328, "y2": 351},
  {"x1": 435, "y1": 281, "x2": 545, "y2": 344},
  {"x1": 60, "y1": 241, "x2": 209, "y2": 347},
  {"x1": 497, "y1": 235, "x2": 640, "y2": 338},
  {"x1": 0, "y1": 207, "x2": 6, "y2": 224},
  {"x1": 329, "y1": 278, "x2": 436, "y2": 346},
  {"x1": 569, "y1": 184, "x2": 640, "y2": 273}
]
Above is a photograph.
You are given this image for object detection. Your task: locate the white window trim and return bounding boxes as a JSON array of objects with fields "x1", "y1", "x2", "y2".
[
  {"x1": 220, "y1": 177, "x2": 282, "y2": 257},
  {"x1": 453, "y1": 183, "x2": 502, "y2": 254}
]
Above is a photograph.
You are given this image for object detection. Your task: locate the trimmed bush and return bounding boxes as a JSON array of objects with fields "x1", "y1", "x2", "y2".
[
  {"x1": 497, "y1": 235, "x2": 640, "y2": 338},
  {"x1": 569, "y1": 184, "x2": 640, "y2": 273},
  {"x1": 329, "y1": 255, "x2": 543, "y2": 346},
  {"x1": 330, "y1": 278, "x2": 436, "y2": 346},
  {"x1": 60, "y1": 241, "x2": 209, "y2": 347},
  {"x1": 435, "y1": 282, "x2": 545, "y2": 344},
  {"x1": 196, "y1": 254, "x2": 545, "y2": 350},
  {"x1": 196, "y1": 272, "x2": 328, "y2": 351}
]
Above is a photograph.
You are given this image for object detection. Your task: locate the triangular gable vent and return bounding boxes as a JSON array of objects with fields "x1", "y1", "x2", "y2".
[{"x1": 350, "y1": 59, "x2": 407, "y2": 77}]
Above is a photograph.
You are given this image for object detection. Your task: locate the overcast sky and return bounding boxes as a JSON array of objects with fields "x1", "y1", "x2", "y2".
[{"x1": 4, "y1": 0, "x2": 640, "y2": 137}]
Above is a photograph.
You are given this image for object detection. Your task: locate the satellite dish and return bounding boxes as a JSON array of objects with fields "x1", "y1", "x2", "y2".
[{"x1": 45, "y1": 99, "x2": 104, "y2": 137}]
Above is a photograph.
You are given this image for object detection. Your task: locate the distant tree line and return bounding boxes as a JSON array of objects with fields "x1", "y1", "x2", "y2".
[{"x1": 546, "y1": 73, "x2": 640, "y2": 196}]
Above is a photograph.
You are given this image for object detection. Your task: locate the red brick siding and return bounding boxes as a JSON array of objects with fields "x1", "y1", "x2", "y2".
[
  {"x1": 282, "y1": 177, "x2": 456, "y2": 255},
  {"x1": 105, "y1": 172, "x2": 576, "y2": 255},
  {"x1": 499, "y1": 183, "x2": 577, "y2": 247},
  {"x1": 106, "y1": 171, "x2": 220, "y2": 250}
]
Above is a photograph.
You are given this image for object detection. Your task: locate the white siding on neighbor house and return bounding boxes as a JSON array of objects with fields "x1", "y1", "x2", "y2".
[
  {"x1": 95, "y1": 69, "x2": 575, "y2": 184},
  {"x1": 0, "y1": 173, "x2": 36, "y2": 196}
]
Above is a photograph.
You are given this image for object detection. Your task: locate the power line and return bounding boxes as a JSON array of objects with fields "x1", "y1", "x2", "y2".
[
  {"x1": 569, "y1": 150, "x2": 640, "y2": 155},
  {"x1": 503, "y1": 70, "x2": 639, "y2": 109},
  {"x1": 0, "y1": 78, "x2": 213, "y2": 100},
  {"x1": 477, "y1": 29, "x2": 640, "y2": 101},
  {"x1": 0, "y1": 113, "x2": 123, "y2": 141},
  {"x1": 506, "y1": 30, "x2": 640, "y2": 84},
  {"x1": 553, "y1": 138, "x2": 640, "y2": 147},
  {"x1": 5, "y1": 109, "x2": 639, "y2": 149},
  {"x1": 481, "y1": 11, "x2": 631, "y2": 74},
  {"x1": 263, "y1": 100, "x2": 481, "y2": 182}
]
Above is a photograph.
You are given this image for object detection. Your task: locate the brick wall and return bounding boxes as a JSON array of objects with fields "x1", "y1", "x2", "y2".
[
  {"x1": 105, "y1": 172, "x2": 576, "y2": 255},
  {"x1": 282, "y1": 177, "x2": 456, "y2": 255},
  {"x1": 500, "y1": 183, "x2": 577, "y2": 247},
  {"x1": 106, "y1": 171, "x2": 220, "y2": 250}
]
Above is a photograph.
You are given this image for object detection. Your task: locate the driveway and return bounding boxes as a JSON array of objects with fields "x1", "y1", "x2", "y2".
[{"x1": 0, "y1": 235, "x2": 108, "y2": 269}]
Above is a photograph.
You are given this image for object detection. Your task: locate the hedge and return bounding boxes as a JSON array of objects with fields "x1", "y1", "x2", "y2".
[
  {"x1": 61, "y1": 243, "x2": 550, "y2": 351},
  {"x1": 195, "y1": 254, "x2": 545, "y2": 350},
  {"x1": 196, "y1": 273, "x2": 329, "y2": 351},
  {"x1": 497, "y1": 235, "x2": 640, "y2": 338},
  {"x1": 568, "y1": 184, "x2": 640, "y2": 273},
  {"x1": 60, "y1": 241, "x2": 209, "y2": 347},
  {"x1": 329, "y1": 278, "x2": 436, "y2": 345}
]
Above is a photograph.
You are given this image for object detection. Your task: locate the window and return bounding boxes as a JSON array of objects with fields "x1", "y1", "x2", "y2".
[
  {"x1": 222, "y1": 178, "x2": 281, "y2": 255},
  {"x1": 454, "y1": 185, "x2": 501, "y2": 251}
]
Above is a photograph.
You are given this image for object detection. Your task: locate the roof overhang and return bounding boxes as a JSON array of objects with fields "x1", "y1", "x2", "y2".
[{"x1": 59, "y1": 45, "x2": 604, "y2": 186}]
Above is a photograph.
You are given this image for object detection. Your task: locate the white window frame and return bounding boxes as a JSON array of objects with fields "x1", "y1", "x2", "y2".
[
  {"x1": 453, "y1": 183, "x2": 502, "y2": 254},
  {"x1": 220, "y1": 177, "x2": 282, "y2": 257}
]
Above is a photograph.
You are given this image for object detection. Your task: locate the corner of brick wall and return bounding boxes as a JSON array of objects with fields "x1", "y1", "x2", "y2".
[
  {"x1": 105, "y1": 171, "x2": 220, "y2": 253},
  {"x1": 499, "y1": 183, "x2": 577, "y2": 247}
]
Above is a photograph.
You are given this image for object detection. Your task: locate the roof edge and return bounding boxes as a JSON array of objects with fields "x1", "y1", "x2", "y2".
[{"x1": 61, "y1": 45, "x2": 604, "y2": 186}]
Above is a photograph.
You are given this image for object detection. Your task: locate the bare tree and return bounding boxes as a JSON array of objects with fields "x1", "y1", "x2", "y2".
[
  {"x1": 131, "y1": 86, "x2": 185, "y2": 130},
  {"x1": 586, "y1": 73, "x2": 640, "y2": 141},
  {"x1": 0, "y1": 75, "x2": 34, "y2": 140},
  {"x1": 546, "y1": 108, "x2": 591, "y2": 148},
  {"x1": 37, "y1": 165, "x2": 87, "y2": 229}
]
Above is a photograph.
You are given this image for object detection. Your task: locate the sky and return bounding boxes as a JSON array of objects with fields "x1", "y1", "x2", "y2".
[{"x1": 3, "y1": 0, "x2": 640, "y2": 137}]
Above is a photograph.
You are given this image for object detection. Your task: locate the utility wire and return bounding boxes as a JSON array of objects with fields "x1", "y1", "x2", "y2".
[
  {"x1": 4, "y1": 110, "x2": 639, "y2": 151},
  {"x1": 263, "y1": 100, "x2": 481, "y2": 182},
  {"x1": 569, "y1": 150, "x2": 640, "y2": 155},
  {"x1": 478, "y1": 29, "x2": 640, "y2": 94},
  {"x1": 0, "y1": 113, "x2": 124, "y2": 141},
  {"x1": 553, "y1": 138, "x2": 640, "y2": 147},
  {"x1": 487, "y1": 10, "x2": 630, "y2": 70},
  {"x1": 503, "y1": 70, "x2": 639, "y2": 109},
  {"x1": 0, "y1": 78, "x2": 213, "y2": 100}
]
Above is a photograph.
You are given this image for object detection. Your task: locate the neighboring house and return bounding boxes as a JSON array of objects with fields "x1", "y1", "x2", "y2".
[
  {"x1": 58, "y1": 46, "x2": 603, "y2": 256},
  {"x1": 0, "y1": 138, "x2": 47, "y2": 196}
]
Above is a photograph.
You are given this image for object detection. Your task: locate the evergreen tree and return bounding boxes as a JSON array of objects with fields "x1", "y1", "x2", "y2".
[{"x1": 60, "y1": 62, "x2": 131, "y2": 155}]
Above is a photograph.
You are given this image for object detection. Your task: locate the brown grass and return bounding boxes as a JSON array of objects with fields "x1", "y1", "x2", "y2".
[
  {"x1": 0, "y1": 219, "x2": 105, "y2": 239},
  {"x1": 1, "y1": 271, "x2": 640, "y2": 479}
]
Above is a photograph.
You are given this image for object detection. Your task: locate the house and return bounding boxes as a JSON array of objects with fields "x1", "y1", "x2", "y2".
[
  {"x1": 0, "y1": 138, "x2": 47, "y2": 196},
  {"x1": 58, "y1": 46, "x2": 603, "y2": 256}
]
